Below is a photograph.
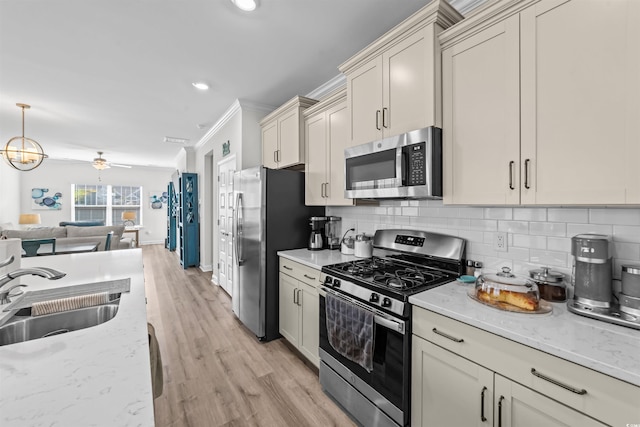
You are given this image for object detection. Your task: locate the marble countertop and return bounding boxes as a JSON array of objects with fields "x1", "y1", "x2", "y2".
[
  {"x1": 410, "y1": 281, "x2": 640, "y2": 387},
  {"x1": 277, "y1": 248, "x2": 362, "y2": 270},
  {"x1": 0, "y1": 249, "x2": 155, "y2": 427}
]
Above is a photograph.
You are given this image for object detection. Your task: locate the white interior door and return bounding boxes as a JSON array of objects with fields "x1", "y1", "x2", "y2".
[{"x1": 217, "y1": 155, "x2": 236, "y2": 296}]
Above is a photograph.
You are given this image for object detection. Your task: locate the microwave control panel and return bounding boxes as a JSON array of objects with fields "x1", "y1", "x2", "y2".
[{"x1": 403, "y1": 142, "x2": 426, "y2": 186}]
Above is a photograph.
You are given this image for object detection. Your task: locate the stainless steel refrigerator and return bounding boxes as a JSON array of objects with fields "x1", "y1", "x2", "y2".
[{"x1": 232, "y1": 166, "x2": 324, "y2": 341}]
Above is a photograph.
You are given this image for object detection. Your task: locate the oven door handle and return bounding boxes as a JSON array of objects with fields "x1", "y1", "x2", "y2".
[
  {"x1": 320, "y1": 286, "x2": 405, "y2": 335},
  {"x1": 374, "y1": 315, "x2": 404, "y2": 334}
]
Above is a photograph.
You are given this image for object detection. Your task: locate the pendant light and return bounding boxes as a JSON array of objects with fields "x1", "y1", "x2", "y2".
[{"x1": 0, "y1": 103, "x2": 48, "y2": 171}]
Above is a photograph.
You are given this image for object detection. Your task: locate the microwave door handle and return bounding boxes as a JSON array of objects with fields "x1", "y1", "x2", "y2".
[{"x1": 396, "y1": 147, "x2": 404, "y2": 187}]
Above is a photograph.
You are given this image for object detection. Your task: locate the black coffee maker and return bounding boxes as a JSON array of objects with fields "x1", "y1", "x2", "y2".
[{"x1": 308, "y1": 216, "x2": 327, "y2": 251}]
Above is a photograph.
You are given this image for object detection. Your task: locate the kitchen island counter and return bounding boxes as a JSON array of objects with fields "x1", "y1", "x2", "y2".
[
  {"x1": 0, "y1": 249, "x2": 154, "y2": 427},
  {"x1": 410, "y1": 281, "x2": 640, "y2": 387}
]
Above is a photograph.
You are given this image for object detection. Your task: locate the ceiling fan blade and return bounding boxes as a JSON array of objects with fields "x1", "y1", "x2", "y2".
[{"x1": 111, "y1": 163, "x2": 132, "y2": 168}]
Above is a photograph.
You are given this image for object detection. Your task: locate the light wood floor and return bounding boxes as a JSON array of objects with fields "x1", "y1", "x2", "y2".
[{"x1": 143, "y1": 244, "x2": 356, "y2": 427}]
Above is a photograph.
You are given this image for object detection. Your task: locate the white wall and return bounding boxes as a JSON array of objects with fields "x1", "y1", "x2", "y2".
[
  {"x1": 193, "y1": 100, "x2": 270, "y2": 277},
  {"x1": 328, "y1": 202, "x2": 640, "y2": 293},
  {"x1": 0, "y1": 160, "x2": 21, "y2": 226},
  {"x1": 19, "y1": 160, "x2": 173, "y2": 245}
]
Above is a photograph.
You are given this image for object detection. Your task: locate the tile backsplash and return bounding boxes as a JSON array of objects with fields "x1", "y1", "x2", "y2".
[{"x1": 327, "y1": 201, "x2": 640, "y2": 288}]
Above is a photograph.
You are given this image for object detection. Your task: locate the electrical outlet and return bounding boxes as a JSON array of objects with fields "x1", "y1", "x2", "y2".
[{"x1": 494, "y1": 232, "x2": 507, "y2": 252}]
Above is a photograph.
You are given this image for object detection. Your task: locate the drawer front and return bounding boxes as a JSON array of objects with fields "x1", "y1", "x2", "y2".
[
  {"x1": 279, "y1": 257, "x2": 321, "y2": 287},
  {"x1": 413, "y1": 307, "x2": 640, "y2": 426}
]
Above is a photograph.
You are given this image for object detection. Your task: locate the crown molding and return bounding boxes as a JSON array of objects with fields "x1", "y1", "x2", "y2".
[
  {"x1": 194, "y1": 100, "x2": 242, "y2": 149},
  {"x1": 306, "y1": 74, "x2": 346, "y2": 100}
]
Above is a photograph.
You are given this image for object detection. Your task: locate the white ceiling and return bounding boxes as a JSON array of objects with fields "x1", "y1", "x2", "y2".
[{"x1": 0, "y1": 0, "x2": 482, "y2": 169}]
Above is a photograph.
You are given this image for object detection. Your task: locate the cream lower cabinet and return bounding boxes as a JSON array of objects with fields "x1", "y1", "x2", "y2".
[
  {"x1": 339, "y1": 0, "x2": 462, "y2": 146},
  {"x1": 304, "y1": 88, "x2": 353, "y2": 206},
  {"x1": 412, "y1": 307, "x2": 639, "y2": 427},
  {"x1": 442, "y1": 0, "x2": 640, "y2": 205},
  {"x1": 278, "y1": 257, "x2": 320, "y2": 367},
  {"x1": 261, "y1": 96, "x2": 317, "y2": 169},
  {"x1": 412, "y1": 338, "x2": 604, "y2": 427}
]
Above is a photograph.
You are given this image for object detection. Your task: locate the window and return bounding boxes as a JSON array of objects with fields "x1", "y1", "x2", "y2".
[{"x1": 72, "y1": 184, "x2": 142, "y2": 226}]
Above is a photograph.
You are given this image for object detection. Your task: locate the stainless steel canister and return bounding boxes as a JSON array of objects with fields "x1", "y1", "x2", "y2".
[{"x1": 621, "y1": 265, "x2": 640, "y2": 298}]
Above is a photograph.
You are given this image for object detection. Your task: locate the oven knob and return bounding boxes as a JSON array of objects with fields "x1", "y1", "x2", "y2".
[
  {"x1": 369, "y1": 293, "x2": 379, "y2": 303},
  {"x1": 333, "y1": 279, "x2": 341, "y2": 288},
  {"x1": 324, "y1": 276, "x2": 333, "y2": 284},
  {"x1": 382, "y1": 297, "x2": 392, "y2": 308}
]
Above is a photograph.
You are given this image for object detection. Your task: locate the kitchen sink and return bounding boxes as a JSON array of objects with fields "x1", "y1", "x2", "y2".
[{"x1": 0, "y1": 299, "x2": 120, "y2": 346}]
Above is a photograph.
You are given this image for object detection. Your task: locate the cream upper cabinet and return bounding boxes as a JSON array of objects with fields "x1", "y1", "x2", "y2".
[
  {"x1": 520, "y1": 0, "x2": 640, "y2": 204},
  {"x1": 304, "y1": 88, "x2": 353, "y2": 206},
  {"x1": 442, "y1": 15, "x2": 521, "y2": 205},
  {"x1": 340, "y1": 0, "x2": 462, "y2": 147},
  {"x1": 442, "y1": 0, "x2": 640, "y2": 205},
  {"x1": 260, "y1": 96, "x2": 317, "y2": 170}
]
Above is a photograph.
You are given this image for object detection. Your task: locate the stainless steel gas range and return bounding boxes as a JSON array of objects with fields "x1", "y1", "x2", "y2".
[{"x1": 318, "y1": 229, "x2": 466, "y2": 427}]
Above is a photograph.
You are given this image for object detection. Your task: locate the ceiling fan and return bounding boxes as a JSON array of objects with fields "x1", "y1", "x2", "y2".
[{"x1": 92, "y1": 151, "x2": 132, "y2": 170}]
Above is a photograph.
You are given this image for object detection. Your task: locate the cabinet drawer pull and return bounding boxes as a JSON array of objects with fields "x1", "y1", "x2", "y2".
[
  {"x1": 480, "y1": 386, "x2": 487, "y2": 422},
  {"x1": 304, "y1": 274, "x2": 316, "y2": 281},
  {"x1": 530, "y1": 368, "x2": 587, "y2": 395},
  {"x1": 508, "y1": 161, "x2": 515, "y2": 190},
  {"x1": 283, "y1": 265, "x2": 293, "y2": 271},
  {"x1": 524, "y1": 158, "x2": 531, "y2": 189},
  {"x1": 432, "y1": 327, "x2": 464, "y2": 343},
  {"x1": 382, "y1": 107, "x2": 388, "y2": 128},
  {"x1": 498, "y1": 395, "x2": 504, "y2": 427},
  {"x1": 376, "y1": 110, "x2": 381, "y2": 130}
]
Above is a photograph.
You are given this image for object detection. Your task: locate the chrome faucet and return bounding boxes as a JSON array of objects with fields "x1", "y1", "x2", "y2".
[{"x1": 0, "y1": 267, "x2": 66, "y2": 304}]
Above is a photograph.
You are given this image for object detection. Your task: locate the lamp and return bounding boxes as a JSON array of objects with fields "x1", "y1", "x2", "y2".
[
  {"x1": 0, "y1": 104, "x2": 48, "y2": 171},
  {"x1": 19, "y1": 213, "x2": 41, "y2": 229},
  {"x1": 122, "y1": 211, "x2": 136, "y2": 227}
]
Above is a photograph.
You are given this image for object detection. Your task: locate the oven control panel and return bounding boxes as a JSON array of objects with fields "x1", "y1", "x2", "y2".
[
  {"x1": 322, "y1": 274, "x2": 405, "y2": 317},
  {"x1": 394, "y1": 235, "x2": 425, "y2": 247}
]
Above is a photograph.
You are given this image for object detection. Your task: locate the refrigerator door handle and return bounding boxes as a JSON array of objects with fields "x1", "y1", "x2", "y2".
[{"x1": 234, "y1": 192, "x2": 244, "y2": 265}]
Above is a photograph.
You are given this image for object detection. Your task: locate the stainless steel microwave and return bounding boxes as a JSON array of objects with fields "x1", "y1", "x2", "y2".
[{"x1": 344, "y1": 126, "x2": 442, "y2": 199}]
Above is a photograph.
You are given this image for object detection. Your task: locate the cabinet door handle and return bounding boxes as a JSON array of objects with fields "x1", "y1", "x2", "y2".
[
  {"x1": 297, "y1": 288, "x2": 302, "y2": 306},
  {"x1": 321, "y1": 182, "x2": 326, "y2": 198},
  {"x1": 382, "y1": 107, "x2": 388, "y2": 128},
  {"x1": 531, "y1": 368, "x2": 587, "y2": 395},
  {"x1": 524, "y1": 158, "x2": 531, "y2": 189},
  {"x1": 432, "y1": 327, "x2": 464, "y2": 343},
  {"x1": 508, "y1": 161, "x2": 515, "y2": 190},
  {"x1": 324, "y1": 182, "x2": 329, "y2": 198},
  {"x1": 274, "y1": 151, "x2": 278, "y2": 163},
  {"x1": 277, "y1": 150, "x2": 281, "y2": 163},
  {"x1": 480, "y1": 386, "x2": 487, "y2": 422},
  {"x1": 498, "y1": 396, "x2": 504, "y2": 427},
  {"x1": 376, "y1": 110, "x2": 381, "y2": 130},
  {"x1": 304, "y1": 274, "x2": 316, "y2": 281},
  {"x1": 293, "y1": 288, "x2": 298, "y2": 305},
  {"x1": 283, "y1": 265, "x2": 293, "y2": 271}
]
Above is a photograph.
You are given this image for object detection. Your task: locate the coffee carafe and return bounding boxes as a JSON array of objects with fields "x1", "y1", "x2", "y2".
[
  {"x1": 308, "y1": 217, "x2": 327, "y2": 251},
  {"x1": 571, "y1": 234, "x2": 612, "y2": 307},
  {"x1": 325, "y1": 216, "x2": 342, "y2": 250}
]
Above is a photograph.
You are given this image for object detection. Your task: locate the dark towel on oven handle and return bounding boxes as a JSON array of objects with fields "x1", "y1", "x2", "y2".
[{"x1": 325, "y1": 292, "x2": 374, "y2": 372}]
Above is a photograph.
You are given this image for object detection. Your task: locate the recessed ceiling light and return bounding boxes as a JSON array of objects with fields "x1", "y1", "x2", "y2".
[
  {"x1": 192, "y1": 82, "x2": 209, "y2": 91},
  {"x1": 231, "y1": 0, "x2": 257, "y2": 12}
]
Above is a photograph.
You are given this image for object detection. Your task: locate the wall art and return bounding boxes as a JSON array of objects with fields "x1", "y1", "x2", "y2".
[
  {"x1": 32, "y1": 188, "x2": 62, "y2": 210},
  {"x1": 149, "y1": 190, "x2": 169, "y2": 209}
]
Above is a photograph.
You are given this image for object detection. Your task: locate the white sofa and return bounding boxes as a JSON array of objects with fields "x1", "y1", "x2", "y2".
[{"x1": 0, "y1": 225, "x2": 133, "y2": 251}]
